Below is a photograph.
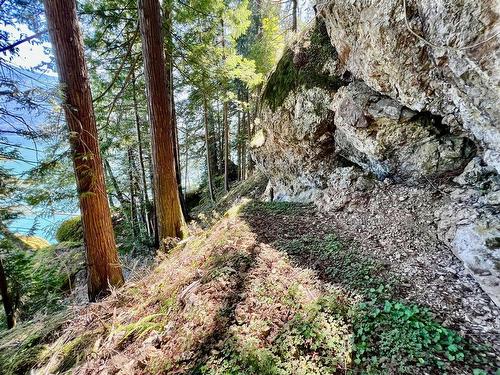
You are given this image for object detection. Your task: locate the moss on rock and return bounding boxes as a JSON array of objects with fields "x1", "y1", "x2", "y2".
[{"x1": 262, "y1": 21, "x2": 344, "y2": 112}]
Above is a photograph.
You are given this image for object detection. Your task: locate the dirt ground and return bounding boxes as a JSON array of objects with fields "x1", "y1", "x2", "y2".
[{"x1": 245, "y1": 183, "x2": 500, "y2": 354}]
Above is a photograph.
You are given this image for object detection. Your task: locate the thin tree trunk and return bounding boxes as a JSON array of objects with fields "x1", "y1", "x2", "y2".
[
  {"x1": 44, "y1": 0, "x2": 124, "y2": 301},
  {"x1": 132, "y1": 71, "x2": 152, "y2": 237},
  {"x1": 216, "y1": 100, "x2": 223, "y2": 175},
  {"x1": 0, "y1": 257, "x2": 15, "y2": 329},
  {"x1": 247, "y1": 89, "x2": 256, "y2": 176},
  {"x1": 292, "y1": 0, "x2": 298, "y2": 32},
  {"x1": 127, "y1": 148, "x2": 139, "y2": 238},
  {"x1": 223, "y1": 101, "x2": 229, "y2": 191},
  {"x1": 184, "y1": 123, "x2": 189, "y2": 193},
  {"x1": 221, "y1": 19, "x2": 230, "y2": 192},
  {"x1": 164, "y1": 5, "x2": 189, "y2": 221},
  {"x1": 241, "y1": 110, "x2": 247, "y2": 180},
  {"x1": 208, "y1": 110, "x2": 219, "y2": 177},
  {"x1": 104, "y1": 158, "x2": 128, "y2": 207},
  {"x1": 147, "y1": 148, "x2": 159, "y2": 246},
  {"x1": 172, "y1": 95, "x2": 189, "y2": 220},
  {"x1": 138, "y1": 0, "x2": 186, "y2": 241},
  {"x1": 237, "y1": 110, "x2": 241, "y2": 181},
  {"x1": 203, "y1": 93, "x2": 216, "y2": 203}
]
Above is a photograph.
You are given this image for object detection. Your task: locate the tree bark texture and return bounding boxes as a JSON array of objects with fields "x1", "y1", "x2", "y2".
[
  {"x1": 137, "y1": 0, "x2": 186, "y2": 241},
  {"x1": 44, "y1": 0, "x2": 124, "y2": 301}
]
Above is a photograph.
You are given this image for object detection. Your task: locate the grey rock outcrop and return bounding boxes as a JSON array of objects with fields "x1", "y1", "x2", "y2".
[
  {"x1": 437, "y1": 159, "x2": 500, "y2": 305},
  {"x1": 331, "y1": 81, "x2": 475, "y2": 181},
  {"x1": 252, "y1": 3, "x2": 500, "y2": 304},
  {"x1": 317, "y1": 0, "x2": 500, "y2": 172}
]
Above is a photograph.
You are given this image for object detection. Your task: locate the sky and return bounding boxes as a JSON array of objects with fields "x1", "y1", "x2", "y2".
[{"x1": 1, "y1": 24, "x2": 55, "y2": 74}]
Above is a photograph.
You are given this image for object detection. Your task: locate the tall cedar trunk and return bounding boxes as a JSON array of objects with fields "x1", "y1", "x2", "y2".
[
  {"x1": 132, "y1": 71, "x2": 153, "y2": 237},
  {"x1": 44, "y1": 0, "x2": 124, "y2": 301},
  {"x1": 292, "y1": 0, "x2": 298, "y2": 32},
  {"x1": 137, "y1": 0, "x2": 186, "y2": 241},
  {"x1": 127, "y1": 148, "x2": 139, "y2": 238},
  {"x1": 203, "y1": 93, "x2": 216, "y2": 202},
  {"x1": 165, "y1": 6, "x2": 189, "y2": 220},
  {"x1": 0, "y1": 257, "x2": 15, "y2": 329}
]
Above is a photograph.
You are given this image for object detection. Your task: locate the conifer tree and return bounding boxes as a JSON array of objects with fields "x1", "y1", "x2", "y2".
[
  {"x1": 137, "y1": 0, "x2": 187, "y2": 241},
  {"x1": 44, "y1": 0, "x2": 124, "y2": 301}
]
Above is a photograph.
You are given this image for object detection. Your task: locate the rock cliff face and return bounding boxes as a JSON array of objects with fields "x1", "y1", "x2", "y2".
[{"x1": 253, "y1": 2, "x2": 500, "y2": 305}]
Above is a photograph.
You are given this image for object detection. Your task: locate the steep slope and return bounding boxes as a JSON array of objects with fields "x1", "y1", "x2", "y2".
[{"x1": 1, "y1": 195, "x2": 498, "y2": 374}]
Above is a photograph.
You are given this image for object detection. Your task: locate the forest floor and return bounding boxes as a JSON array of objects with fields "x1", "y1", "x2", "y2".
[{"x1": 0, "y1": 175, "x2": 499, "y2": 374}]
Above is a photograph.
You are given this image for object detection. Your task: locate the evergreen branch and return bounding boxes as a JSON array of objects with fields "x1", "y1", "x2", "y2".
[
  {"x1": 0, "y1": 29, "x2": 48, "y2": 54},
  {"x1": 92, "y1": 28, "x2": 139, "y2": 103}
]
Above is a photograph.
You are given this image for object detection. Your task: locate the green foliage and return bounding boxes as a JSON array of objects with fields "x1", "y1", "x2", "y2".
[
  {"x1": 268, "y1": 232, "x2": 496, "y2": 373},
  {"x1": 1, "y1": 240, "x2": 84, "y2": 325},
  {"x1": 0, "y1": 313, "x2": 68, "y2": 375},
  {"x1": 276, "y1": 234, "x2": 390, "y2": 295},
  {"x1": 55, "y1": 216, "x2": 83, "y2": 243},
  {"x1": 113, "y1": 313, "x2": 167, "y2": 343},
  {"x1": 350, "y1": 300, "x2": 496, "y2": 374},
  {"x1": 54, "y1": 333, "x2": 96, "y2": 373},
  {"x1": 262, "y1": 21, "x2": 344, "y2": 111},
  {"x1": 198, "y1": 296, "x2": 352, "y2": 375},
  {"x1": 249, "y1": 14, "x2": 284, "y2": 76}
]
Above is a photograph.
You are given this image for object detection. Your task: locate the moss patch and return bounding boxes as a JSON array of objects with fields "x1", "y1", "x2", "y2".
[
  {"x1": 262, "y1": 20, "x2": 344, "y2": 112},
  {"x1": 0, "y1": 312, "x2": 68, "y2": 375},
  {"x1": 53, "y1": 332, "x2": 97, "y2": 373}
]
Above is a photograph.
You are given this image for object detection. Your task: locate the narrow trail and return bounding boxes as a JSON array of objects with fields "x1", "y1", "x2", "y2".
[{"x1": 2, "y1": 189, "x2": 499, "y2": 374}]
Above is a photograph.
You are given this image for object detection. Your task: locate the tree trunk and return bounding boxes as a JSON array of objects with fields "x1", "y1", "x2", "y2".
[
  {"x1": 241, "y1": 110, "x2": 247, "y2": 180},
  {"x1": 184, "y1": 122, "x2": 189, "y2": 193},
  {"x1": 216, "y1": 100, "x2": 224, "y2": 175},
  {"x1": 221, "y1": 19, "x2": 230, "y2": 192},
  {"x1": 203, "y1": 93, "x2": 216, "y2": 203},
  {"x1": 172, "y1": 90, "x2": 189, "y2": 220},
  {"x1": 247, "y1": 90, "x2": 256, "y2": 176},
  {"x1": 137, "y1": 0, "x2": 186, "y2": 241},
  {"x1": 44, "y1": 0, "x2": 124, "y2": 301},
  {"x1": 0, "y1": 257, "x2": 15, "y2": 329},
  {"x1": 127, "y1": 148, "x2": 139, "y2": 239},
  {"x1": 292, "y1": 0, "x2": 298, "y2": 32},
  {"x1": 164, "y1": 5, "x2": 189, "y2": 221},
  {"x1": 147, "y1": 148, "x2": 159, "y2": 246},
  {"x1": 236, "y1": 110, "x2": 241, "y2": 181},
  {"x1": 132, "y1": 71, "x2": 153, "y2": 237},
  {"x1": 104, "y1": 158, "x2": 128, "y2": 207},
  {"x1": 223, "y1": 101, "x2": 229, "y2": 192}
]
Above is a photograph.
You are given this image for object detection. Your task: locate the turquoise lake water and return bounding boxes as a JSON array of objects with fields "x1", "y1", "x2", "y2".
[{"x1": 2, "y1": 69, "x2": 75, "y2": 243}]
